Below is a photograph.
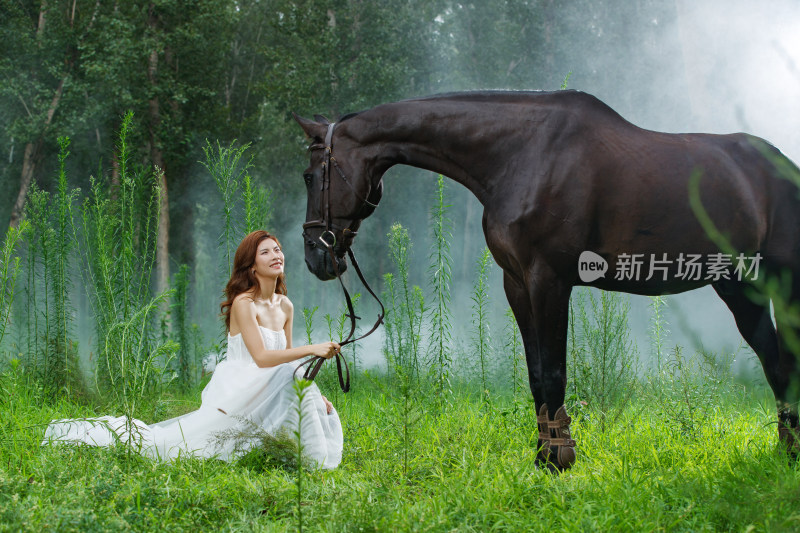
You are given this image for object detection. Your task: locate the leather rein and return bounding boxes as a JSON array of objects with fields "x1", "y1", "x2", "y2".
[{"x1": 297, "y1": 122, "x2": 385, "y2": 393}]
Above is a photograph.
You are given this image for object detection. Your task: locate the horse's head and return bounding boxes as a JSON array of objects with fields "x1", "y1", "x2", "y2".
[{"x1": 293, "y1": 113, "x2": 383, "y2": 281}]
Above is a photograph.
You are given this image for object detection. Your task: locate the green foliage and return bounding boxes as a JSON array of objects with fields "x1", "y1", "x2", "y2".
[
  {"x1": 201, "y1": 140, "x2": 252, "y2": 269},
  {"x1": 649, "y1": 295, "x2": 669, "y2": 369},
  {"x1": 23, "y1": 183, "x2": 53, "y2": 375},
  {"x1": 561, "y1": 70, "x2": 573, "y2": 89},
  {"x1": 262, "y1": 0, "x2": 445, "y2": 120},
  {"x1": 568, "y1": 288, "x2": 639, "y2": 432},
  {"x1": 645, "y1": 299, "x2": 745, "y2": 436},
  {"x1": 18, "y1": 137, "x2": 81, "y2": 397},
  {"x1": 302, "y1": 306, "x2": 318, "y2": 349},
  {"x1": 291, "y1": 378, "x2": 313, "y2": 533},
  {"x1": 213, "y1": 422, "x2": 310, "y2": 474},
  {"x1": 427, "y1": 174, "x2": 454, "y2": 404},
  {"x1": 2, "y1": 367, "x2": 796, "y2": 532},
  {"x1": 348, "y1": 294, "x2": 361, "y2": 379},
  {"x1": 242, "y1": 173, "x2": 274, "y2": 235},
  {"x1": 689, "y1": 167, "x2": 800, "y2": 405},
  {"x1": 319, "y1": 313, "x2": 338, "y2": 406},
  {"x1": 103, "y1": 292, "x2": 178, "y2": 424},
  {"x1": 53, "y1": 137, "x2": 79, "y2": 388},
  {"x1": 77, "y1": 113, "x2": 173, "y2": 406},
  {"x1": 395, "y1": 359, "x2": 421, "y2": 480},
  {"x1": 333, "y1": 293, "x2": 360, "y2": 389},
  {"x1": 471, "y1": 247, "x2": 494, "y2": 405},
  {"x1": 0, "y1": 221, "x2": 28, "y2": 349},
  {"x1": 504, "y1": 306, "x2": 526, "y2": 424},
  {"x1": 382, "y1": 272, "x2": 400, "y2": 384},
  {"x1": 384, "y1": 223, "x2": 425, "y2": 388},
  {"x1": 171, "y1": 264, "x2": 192, "y2": 388}
]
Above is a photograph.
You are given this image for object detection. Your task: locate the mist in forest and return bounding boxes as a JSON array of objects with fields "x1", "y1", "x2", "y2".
[
  {"x1": 325, "y1": 0, "x2": 800, "y2": 374},
  {"x1": 564, "y1": 0, "x2": 800, "y2": 373},
  {"x1": 4, "y1": 0, "x2": 800, "y2": 380}
]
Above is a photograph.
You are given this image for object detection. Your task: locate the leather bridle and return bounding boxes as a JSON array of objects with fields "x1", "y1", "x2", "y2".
[
  {"x1": 301, "y1": 123, "x2": 379, "y2": 253},
  {"x1": 298, "y1": 122, "x2": 385, "y2": 392}
]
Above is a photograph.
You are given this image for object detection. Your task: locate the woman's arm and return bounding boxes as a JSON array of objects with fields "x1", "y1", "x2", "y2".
[
  {"x1": 231, "y1": 297, "x2": 338, "y2": 368},
  {"x1": 283, "y1": 297, "x2": 294, "y2": 349}
]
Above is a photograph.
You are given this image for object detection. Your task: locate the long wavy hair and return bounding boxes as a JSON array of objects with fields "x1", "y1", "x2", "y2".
[{"x1": 220, "y1": 230, "x2": 287, "y2": 330}]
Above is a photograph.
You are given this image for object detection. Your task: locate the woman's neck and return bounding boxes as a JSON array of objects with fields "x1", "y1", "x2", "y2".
[{"x1": 253, "y1": 277, "x2": 278, "y2": 302}]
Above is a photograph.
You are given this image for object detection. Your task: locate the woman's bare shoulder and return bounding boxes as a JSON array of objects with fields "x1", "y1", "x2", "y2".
[
  {"x1": 279, "y1": 294, "x2": 294, "y2": 311},
  {"x1": 232, "y1": 292, "x2": 256, "y2": 308}
]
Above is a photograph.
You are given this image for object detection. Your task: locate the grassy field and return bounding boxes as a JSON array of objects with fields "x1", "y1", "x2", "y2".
[{"x1": 2, "y1": 362, "x2": 799, "y2": 533}]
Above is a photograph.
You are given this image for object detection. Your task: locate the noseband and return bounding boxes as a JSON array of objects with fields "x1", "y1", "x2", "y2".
[{"x1": 298, "y1": 122, "x2": 385, "y2": 392}]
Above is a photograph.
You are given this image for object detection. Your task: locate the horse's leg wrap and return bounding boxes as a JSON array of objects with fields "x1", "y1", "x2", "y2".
[
  {"x1": 778, "y1": 406, "x2": 800, "y2": 458},
  {"x1": 536, "y1": 403, "x2": 576, "y2": 470}
]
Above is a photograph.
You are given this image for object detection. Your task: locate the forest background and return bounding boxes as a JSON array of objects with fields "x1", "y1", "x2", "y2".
[
  {"x1": 3, "y1": 2, "x2": 800, "y2": 531},
  {"x1": 3, "y1": 0, "x2": 800, "y2": 366}
]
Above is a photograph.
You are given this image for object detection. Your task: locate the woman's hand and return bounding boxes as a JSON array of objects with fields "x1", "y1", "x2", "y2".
[
  {"x1": 310, "y1": 341, "x2": 340, "y2": 359},
  {"x1": 321, "y1": 395, "x2": 333, "y2": 414}
]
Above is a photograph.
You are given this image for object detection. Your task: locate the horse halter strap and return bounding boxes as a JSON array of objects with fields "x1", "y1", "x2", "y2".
[
  {"x1": 301, "y1": 122, "x2": 379, "y2": 250},
  {"x1": 298, "y1": 122, "x2": 385, "y2": 393}
]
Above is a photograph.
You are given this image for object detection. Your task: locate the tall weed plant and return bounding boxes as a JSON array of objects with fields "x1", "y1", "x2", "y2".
[
  {"x1": 291, "y1": 378, "x2": 313, "y2": 533},
  {"x1": 384, "y1": 223, "x2": 425, "y2": 388},
  {"x1": 23, "y1": 183, "x2": 52, "y2": 379},
  {"x1": 649, "y1": 295, "x2": 668, "y2": 370},
  {"x1": 171, "y1": 264, "x2": 192, "y2": 388},
  {"x1": 302, "y1": 306, "x2": 318, "y2": 346},
  {"x1": 504, "y1": 307, "x2": 526, "y2": 425},
  {"x1": 471, "y1": 247, "x2": 493, "y2": 404},
  {"x1": 243, "y1": 173, "x2": 274, "y2": 235},
  {"x1": 382, "y1": 272, "x2": 401, "y2": 385},
  {"x1": 202, "y1": 140, "x2": 252, "y2": 269},
  {"x1": 427, "y1": 175, "x2": 454, "y2": 404},
  {"x1": 0, "y1": 221, "x2": 28, "y2": 350},
  {"x1": 53, "y1": 137, "x2": 80, "y2": 387},
  {"x1": 77, "y1": 112, "x2": 176, "y2": 411},
  {"x1": 568, "y1": 288, "x2": 639, "y2": 431},
  {"x1": 645, "y1": 298, "x2": 744, "y2": 433},
  {"x1": 19, "y1": 137, "x2": 81, "y2": 396}
]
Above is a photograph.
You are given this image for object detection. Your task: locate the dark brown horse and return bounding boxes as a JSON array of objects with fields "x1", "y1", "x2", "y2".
[{"x1": 294, "y1": 90, "x2": 800, "y2": 470}]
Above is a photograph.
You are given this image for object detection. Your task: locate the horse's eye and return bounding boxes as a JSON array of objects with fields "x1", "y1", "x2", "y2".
[{"x1": 303, "y1": 173, "x2": 313, "y2": 186}]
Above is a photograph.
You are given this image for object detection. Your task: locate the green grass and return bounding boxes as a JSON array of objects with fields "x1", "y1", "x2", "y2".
[{"x1": 2, "y1": 365, "x2": 799, "y2": 532}]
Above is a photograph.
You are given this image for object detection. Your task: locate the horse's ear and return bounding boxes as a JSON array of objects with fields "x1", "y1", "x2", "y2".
[
  {"x1": 313, "y1": 114, "x2": 331, "y2": 125},
  {"x1": 292, "y1": 112, "x2": 327, "y2": 141}
]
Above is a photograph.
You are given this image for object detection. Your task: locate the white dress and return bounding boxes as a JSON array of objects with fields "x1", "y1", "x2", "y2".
[{"x1": 42, "y1": 326, "x2": 343, "y2": 469}]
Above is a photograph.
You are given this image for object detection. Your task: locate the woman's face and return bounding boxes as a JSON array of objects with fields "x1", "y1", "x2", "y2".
[{"x1": 253, "y1": 238, "x2": 284, "y2": 278}]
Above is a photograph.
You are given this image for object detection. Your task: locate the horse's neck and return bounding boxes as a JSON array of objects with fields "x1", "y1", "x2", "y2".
[{"x1": 347, "y1": 96, "x2": 565, "y2": 206}]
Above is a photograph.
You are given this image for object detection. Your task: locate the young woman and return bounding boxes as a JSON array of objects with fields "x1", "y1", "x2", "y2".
[{"x1": 43, "y1": 230, "x2": 344, "y2": 469}]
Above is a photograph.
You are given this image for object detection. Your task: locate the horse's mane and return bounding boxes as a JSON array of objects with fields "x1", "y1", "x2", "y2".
[
  {"x1": 335, "y1": 90, "x2": 626, "y2": 123},
  {"x1": 338, "y1": 112, "x2": 362, "y2": 122}
]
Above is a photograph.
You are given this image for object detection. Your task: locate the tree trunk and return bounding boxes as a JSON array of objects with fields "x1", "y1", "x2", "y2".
[
  {"x1": 148, "y1": 3, "x2": 170, "y2": 296},
  {"x1": 8, "y1": 0, "x2": 57, "y2": 229},
  {"x1": 8, "y1": 77, "x2": 65, "y2": 229},
  {"x1": 37, "y1": 0, "x2": 47, "y2": 37},
  {"x1": 9, "y1": 142, "x2": 40, "y2": 229}
]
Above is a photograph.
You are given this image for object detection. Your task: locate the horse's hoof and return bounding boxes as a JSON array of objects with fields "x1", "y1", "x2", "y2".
[
  {"x1": 536, "y1": 403, "x2": 576, "y2": 471},
  {"x1": 535, "y1": 451, "x2": 561, "y2": 472}
]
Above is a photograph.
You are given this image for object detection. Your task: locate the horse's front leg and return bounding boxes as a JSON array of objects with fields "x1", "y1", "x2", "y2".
[{"x1": 503, "y1": 266, "x2": 575, "y2": 470}]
